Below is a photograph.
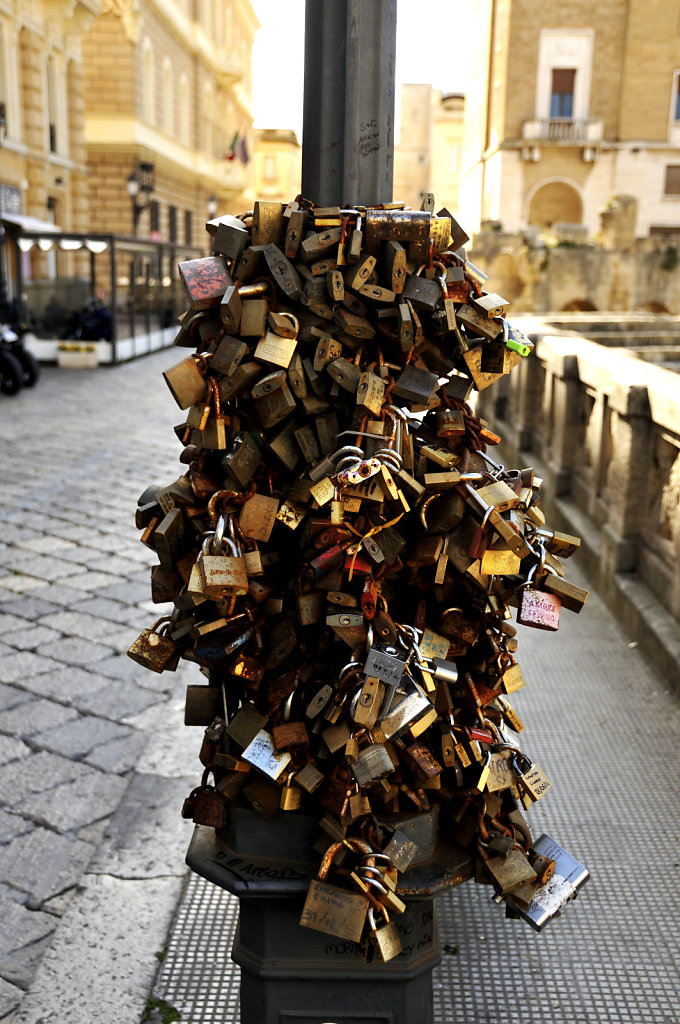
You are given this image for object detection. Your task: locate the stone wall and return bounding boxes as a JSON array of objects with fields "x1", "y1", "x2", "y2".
[
  {"x1": 477, "y1": 317, "x2": 680, "y2": 690},
  {"x1": 471, "y1": 230, "x2": 680, "y2": 314}
]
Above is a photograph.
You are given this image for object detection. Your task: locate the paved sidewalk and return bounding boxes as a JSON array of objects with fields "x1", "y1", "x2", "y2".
[
  {"x1": 0, "y1": 352, "x2": 199, "y2": 1022},
  {"x1": 1, "y1": 353, "x2": 679, "y2": 1024}
]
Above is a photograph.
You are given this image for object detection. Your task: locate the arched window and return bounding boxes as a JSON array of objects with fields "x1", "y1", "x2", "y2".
[
  {"x1": 163, "y1": 57, "x2": 173, "y2": 135},
  {"x1": 46, "y1": 54, "x2": 58, "y2": 152},
  {"x1": 180, "y1": 73, "x2": 190, "y2": 145},
  {"x1": 204, "y1": 81, "x2": 213, "y2": 156},
  {"x1": 143, "y1": 38, "x2": 155, "y2": 124}
]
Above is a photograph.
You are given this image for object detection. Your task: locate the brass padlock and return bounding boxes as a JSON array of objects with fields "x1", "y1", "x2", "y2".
[
  {"x1": 367, "y1": 905, "x2": 403, "y2": 962},
  {"x1": 198, "y1": 526, "x2": 248, "y2": 599},
  {"x1": 280, "y1": 771, "x2": 303, "y2": 811},
  {"x1": 254, "y1": 312, "x2": 299, "y2": 369},
  {"x1": 127, "y1": 617, "x2": 181, "y2": 673}
]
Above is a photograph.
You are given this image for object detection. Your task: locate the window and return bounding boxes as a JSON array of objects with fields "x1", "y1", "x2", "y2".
[
  {"x1": 664, "y1": 165, "x2": 680, "y2": 195},
  {"x1": 180, "y1": 74, "x2": 189, "y2": 145},
  {"x1": 169, "y1": 205, "x2": 177, "y2": 243},
  {"x1": 47, "y1": 55, "x2": 58, "y2": 152},
  {"x1": 163, "y1": 58, "x2": 173, "y2": 134},
  {"x1": 185, "y1": 209, "x2": 193, "y2": 245},
  {"x1": 150, "y1": 200, "x2": 160, "y2": 233},
  {"x1": 143, "y1": 38, "x2": 155, "y2": 124},
  {"x1": 550, "y1": 69, "x2": 575, "y2": 118},
  {"x1": 536, "y1": 32, "x2": 593, "y2": 123},
  {"x1": 671, "y1": 72, "x2": 680, "y2": 122},
  {"x1": 264, "y1": 155, "x2": 277, "y2": 181}
]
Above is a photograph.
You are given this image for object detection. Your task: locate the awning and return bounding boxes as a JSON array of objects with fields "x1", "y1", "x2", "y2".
[{"x1": 1, "y1": 213, "x2": 61, "y2": 233}]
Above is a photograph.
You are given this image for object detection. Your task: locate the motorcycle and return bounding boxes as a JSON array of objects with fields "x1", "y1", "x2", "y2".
[{"x1": 0, "y1": 322, "x2": 40, "y2": 394}]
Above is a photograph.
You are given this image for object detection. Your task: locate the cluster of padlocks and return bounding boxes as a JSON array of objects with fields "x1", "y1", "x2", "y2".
[{"x1": 130, "y1": 197, "x2": 589, "y2": 960}]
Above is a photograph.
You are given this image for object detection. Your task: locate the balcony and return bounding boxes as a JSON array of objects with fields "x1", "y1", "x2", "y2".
[
  {"x1": 214, "y1": 50, "x2": 242, "y2": 87},
  {"x1": 522, "y1": 118, "x2": 603, "y2": 143}
]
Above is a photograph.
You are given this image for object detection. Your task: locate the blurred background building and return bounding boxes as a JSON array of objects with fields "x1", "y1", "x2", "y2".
[
  {"x1": 0, "y1": 0, "x2": 258, "y2": 347},
  {"x1": 458, "y1": 0, "x2": 680, "y2": 238},
  {"x1": 393, "y1": 86, "x2": 465, "y2": 212},
  {"x1": 3, "y1": 0, "x2": 680, "y2": 338},
  {"x1": 252, "y1": 128, "x2": 301, "y2": 203}
]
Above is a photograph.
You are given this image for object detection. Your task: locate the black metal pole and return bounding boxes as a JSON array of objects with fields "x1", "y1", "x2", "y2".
[
  {"x1": 110, "y1": 237, "x2": 118, "y2": 365},
  {"x1": 0, "y1": 225, "x2": 9, "y2": 321},
  {"x1": 302, "y1": 0, "x2": 397, "y2": 208}
]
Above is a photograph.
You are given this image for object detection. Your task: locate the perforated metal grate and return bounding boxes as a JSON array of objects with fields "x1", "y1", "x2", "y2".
[
  {"x1": 151, "y1": 567, "x2": 680, "y2": 1023},
  {"x1": 152, "y1": 873, "x2": 240, "y2": 1024}
]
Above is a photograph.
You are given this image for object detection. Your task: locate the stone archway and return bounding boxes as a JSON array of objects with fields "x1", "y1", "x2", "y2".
[
  {"x1": 561, "y1": 299, "x2": 598, "y2": 311},
  {"x1": 528, "y1": 181, "x2": 583, "y2": 227}
]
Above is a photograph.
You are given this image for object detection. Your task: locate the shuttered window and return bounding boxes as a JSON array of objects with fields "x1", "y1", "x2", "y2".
[
  {"x1": 664, "y1": 165, "x2": 680, "y2": 195},
  {"x1": 550, "y1": 69, "x2": 575, "y2": 118}
]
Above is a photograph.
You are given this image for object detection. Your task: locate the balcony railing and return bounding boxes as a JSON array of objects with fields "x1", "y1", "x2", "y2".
[{"x1": 522, "y1": 118, "x2": 603, "y2": 143}]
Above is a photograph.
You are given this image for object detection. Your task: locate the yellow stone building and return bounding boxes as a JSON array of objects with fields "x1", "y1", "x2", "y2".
[
  {"x1": 393, "y1": 85, "x2": 465, "y2": 213},
  {"x1": 252, "y1": 128, "x2": 301, "y2": 204},
  {"x1": 0, "y1": 0, "x2": 259, "y2": 327},
  {"x1": 0, "y1": 0, "x2": 101, "y2": 311},
  {"x1": 82, "y1": 0, "x2": 259, "y2": 243},
  {"x1": 458, "y1": 0, "x2": 680, "y2": 238}
]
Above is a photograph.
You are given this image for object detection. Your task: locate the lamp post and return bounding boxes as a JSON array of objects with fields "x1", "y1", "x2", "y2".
[
  {"x1": 126, "y1": 161, "x2": 155, "y2": 237},
  {"x1": 207, "y1": 195, "x2": 218, "y2": 218}
]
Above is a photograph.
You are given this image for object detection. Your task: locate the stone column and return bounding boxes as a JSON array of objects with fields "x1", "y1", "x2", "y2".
[{"x1": 599, "y1": 384, "x2": 652, "y2": 578}]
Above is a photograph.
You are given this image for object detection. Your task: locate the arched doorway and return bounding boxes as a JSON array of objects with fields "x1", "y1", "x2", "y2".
[
  {"x1": 528, "y1": 181, "x2": 583, "y2": 227},
  {"x1": 561, "y1": 299, "x2": 597, "y2": 311}
]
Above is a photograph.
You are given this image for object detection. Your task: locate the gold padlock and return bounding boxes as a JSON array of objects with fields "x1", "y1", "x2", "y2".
[{"x1": 280, "y1": 771, "x2": 302, "y2": 811}]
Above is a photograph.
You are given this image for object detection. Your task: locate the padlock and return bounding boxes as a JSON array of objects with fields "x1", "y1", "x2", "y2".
[
  {"x1": 163, "y1": 354, "x2": 208, "y2": 409},
  {"x1": 280, "y1": 771, "x2": 303, "y2": 811},
  {"x1": 128, "y1": 617, "x2": 181, "y2": 673},
  {"x1": 178, "y1": 256, "x2": 230, "y2": 311},
  {"x1": 198, "y1": 530, "x2": 249, "y2": 599},
  {"x1": 300, "y1": 843, "x2": 369, "y2": 941},
  {"x1": 351, "y1": 743, "x2": 394, "y2": 786},
  {"x1": 254, "y1": 312, "x2": 299, "y2": 369},
  {"x1": 367, "y1": 905, "x2": 403, "y2": 962},
  {"x1": 251, "y1": 370, "x2": 297, "y2": 428},
  {"x1": 517, "y1": 567, "x2": 562, "y2": 631},
  {"x1": 511, "y1": 751, "x2": 552, "y2": 805},
  {"x1": 191, "y1": 768, "x2": 229, "y2": 828}
]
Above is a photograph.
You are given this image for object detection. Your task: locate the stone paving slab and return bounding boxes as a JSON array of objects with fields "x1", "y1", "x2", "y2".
[
  {"x1": 0, "y1": 698, "x2": 79, "y2": 737},
  {"x1": 12, "y1": 665, "x2": 114, "y2": 703},
  {"x1": 0, "y1": 829, "x2": 96, "y2": 908}
]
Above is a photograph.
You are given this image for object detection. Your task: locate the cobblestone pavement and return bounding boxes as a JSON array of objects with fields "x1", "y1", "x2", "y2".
[
  {"x1": 1, "y1": 353, "x2": 679, "y2": 1024},
  {"x1": 0, "y1": 352, "x2": 198, "y2": 1021}
]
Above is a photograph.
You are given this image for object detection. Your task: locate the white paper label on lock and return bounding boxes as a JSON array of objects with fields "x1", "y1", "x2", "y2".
[{"x1": 242, "y1": 729, "x2": 292, "y2": 779}]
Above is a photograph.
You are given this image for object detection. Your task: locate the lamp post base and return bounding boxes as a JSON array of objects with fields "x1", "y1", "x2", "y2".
[{"x1": 186, "y1": 816, "x2": 473, "y2": 1024}]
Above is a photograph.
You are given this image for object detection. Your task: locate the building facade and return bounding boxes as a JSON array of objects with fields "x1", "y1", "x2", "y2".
[
  {"x1": 252, "y1": 128, "x2": 301, "y2": 204},
  {"x1": 0, "y1": 0, "x2": 101, "y2": 314},
  {"x1": 393, "y1": 84, "x2": 465, "y2": 213},
  {"x1": 458, "y1": 0, "x2": 680, "y2": 238},
  {"x1": 82, "y1": 0, "x2": 259, "y2": 245}
]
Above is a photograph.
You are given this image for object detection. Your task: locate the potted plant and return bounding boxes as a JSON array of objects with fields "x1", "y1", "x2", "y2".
[{"x1": 56, "y1": 342, "x2": 99, "y2": 369}]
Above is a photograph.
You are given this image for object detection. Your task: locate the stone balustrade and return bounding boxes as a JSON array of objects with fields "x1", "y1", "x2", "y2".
[{"x1": 477, "y1": 315, "x2": 680, "y2": 690}]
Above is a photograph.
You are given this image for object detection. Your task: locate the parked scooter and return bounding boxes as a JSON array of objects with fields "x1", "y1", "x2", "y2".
[{"x1": 0, "y1": 322, "x2": 40, "y2": 394}]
